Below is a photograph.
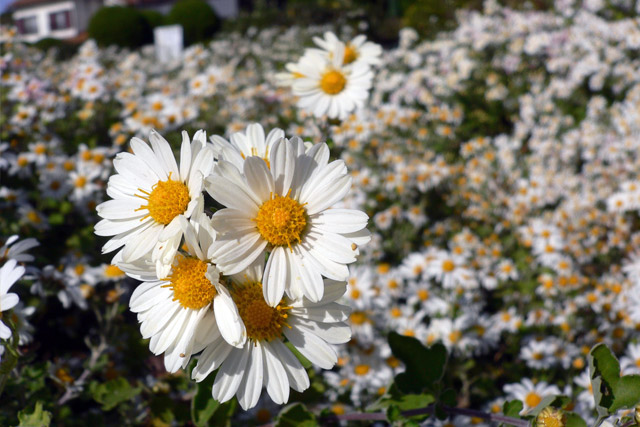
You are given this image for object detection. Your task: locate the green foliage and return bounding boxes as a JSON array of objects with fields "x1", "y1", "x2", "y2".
[
  {"x1": 32, "y1": 38, "x2": 79, "y2": 60},
  {"x1": 503, "y1": 399, "x2": 523, "y2": 417},
  {"x1": 388, "y1": 332, "x2": 447, "y2": 394},
  {"x1": 167, "y1": 0, "x2": 219, "y2": 46},
  {"x1": 88, "y1": 7, "x2": 152, "y2": 48},
  {"x1": 17, "y1": 401, "x2": 51, "y2": 427},
  {"x1": 140, "y1": 10, "x2": 166, "y2": 29},
  {"x1": 369, "y1": 382, "x2": 434, "y2": 413},
  {"x1": 89, "y1": 377, "x2": 141, "y2": 411},
  {"x1": 275, "y1": 403, "x2": 318, "y2": 427},
  {"x1": 190, "y1": 372, "x2": 238, "y2": 427},
  {"x1": 588, "y1": 344, "x2": 640, "y2": 426}
]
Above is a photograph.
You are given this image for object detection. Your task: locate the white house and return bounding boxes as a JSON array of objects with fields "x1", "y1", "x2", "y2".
[
  {"x1": 11, "y1": 0, "x2": 102, "y2": 43},
  {"x1": 10, "y1": 0, "x2": 238, "y2": 43}
]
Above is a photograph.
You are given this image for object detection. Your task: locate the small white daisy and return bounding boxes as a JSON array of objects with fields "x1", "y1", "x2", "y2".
[
  {"x1": 191, "y1": 260, "x2": 351, "y2": 410},
  {"x1": 120, "y1": 214, "x2": 245, "y2": 373},
  {"x1": 290, "y1": 46, "x2": 374, "y2": 120},
  {"x1": 95, "y1": 130, "x2": 214, "y2": 275},
  {"x1": 0, "y1": 259, "x2": 25, "y2": 340},
  {"x1": 206, "y1": 136, "x2": 369, "y2": 306}
]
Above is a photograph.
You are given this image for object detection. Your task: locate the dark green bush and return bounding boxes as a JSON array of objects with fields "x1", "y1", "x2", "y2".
[
  {"x1": 140, "y1": 9, "x2": 166, "y2": 29},
  {"x1": 167, "y1": 0, "x2": 219, "y2": 46},
  {"x1": 88, "y1": 6, "x2": 152, "y2": 48},
  {"x1": 32, "y1": 38, "x2": 79, "y2": 60}
]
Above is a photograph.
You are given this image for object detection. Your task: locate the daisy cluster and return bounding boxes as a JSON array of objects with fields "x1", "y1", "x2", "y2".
[
  {"x1": 95, "y1": 124, "x2": 368, "y2": 409},
  {"x1": 1, "y1": 0, "x2": 640, "y2": 423}
]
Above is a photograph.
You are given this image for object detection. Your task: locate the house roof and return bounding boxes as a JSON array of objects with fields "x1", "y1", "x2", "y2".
[{"x1": 9, "y1": 0, "x2": 73, "y2": 11}]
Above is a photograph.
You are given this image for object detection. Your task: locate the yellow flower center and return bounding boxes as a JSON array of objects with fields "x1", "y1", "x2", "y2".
[
  {"x1": 535, "y1": 407, "x2": 566, "y2": 427},
  {"x1": 418, "y1": 289, "x2": 429, "y2": 301},
  {"x1": 135, "y1": 175, "x2": 190, "y2": 225},
  {"x1": 525, "y1": 392, "x2": 542, "y2": 408},
  {"x1": 343, "y1": 44, "x2": 358, "y2": 65},
  {"x1": 442, "y1": 259, "x2": 455, "y2": 272},
  {"x1": 354, "y1": 364, "x2": 370, "y2": 376},
  {"x1": 162, "y1": 256, "x2": 217, "y2": 310},
  {"x1": 74, "y1": 176, "x2": 87, "y2": 188},
  {"x1": 232, "y1": 282, "x2": 291, "y2": 342},
  {"x1": 320, "y1": 70, "x2": 347, "y2": 95},
  {"x1": 350, "y1": 311, "x2": 367, "y2": 325},
  {"x1": 254, "y1": 193, "x2": 307, "y2": 247},
  {"x1": 104, "y1": 264, "x2": 123, "y2": 278}
]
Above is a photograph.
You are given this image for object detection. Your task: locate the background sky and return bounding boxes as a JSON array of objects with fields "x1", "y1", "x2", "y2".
[{"x1": 0, "y1": 0, "x2": 13, "y2": 14}]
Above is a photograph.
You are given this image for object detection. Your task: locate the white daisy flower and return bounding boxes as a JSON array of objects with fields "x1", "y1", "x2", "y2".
[
  {"x1": 210, "y1": 123, "x2": 285, "y2": 171},
  {"x1": 1, "y1": 259, "x2": 25, "y2": 340},
  {"x1": 291, "y1": 46, "x2": 374, "y2": 120},
  {"x1": 206, "y1": 136, "x2": 370, "y2": 306},
  {"x1": 120, "y1": 214, "x2": 245, "y2": 373},
  {"x1": 0, "y1": 235, "x2": 39, "y2": 263},
  {"x1": 311, "y1": 31, "x2": 382, "y2": 67},
  {"x1": 95, "y1": 130, "x2": 214, "y2": 276},
  {"x1": 191, "y1": 260, "x2": 351, "y2": 410}
]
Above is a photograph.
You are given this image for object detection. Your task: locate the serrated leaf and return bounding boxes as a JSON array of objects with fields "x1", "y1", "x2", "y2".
[
  {"x1": 565, "y1": 412, "x2": 588, "y2": 427},
  {"x1": 275, "y1": 403, "x2": 317, "y2": 427},
  {"x1": 503, "y1": 399, "x2": 523, "y2": 417},
  {"x1": 191, "y1": 373, "x2": 220, "y2": 427},
  {"x1": 610, "y1": 375, "x2": 640, "y2": 412},
  {"x1": 89, "y1": 377, "x2": 141, "y2": 411},
  {"x1": 17, "y1": 401, "x2": 51, "y2": 427},
  {"x1": 388, "y1": 332, "x2": 447, "y2": 394}
]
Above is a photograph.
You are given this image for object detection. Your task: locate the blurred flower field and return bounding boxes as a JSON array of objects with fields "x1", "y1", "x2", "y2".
[{"x1": 2, "y1": 0, "x2": 640, "y2": 425}]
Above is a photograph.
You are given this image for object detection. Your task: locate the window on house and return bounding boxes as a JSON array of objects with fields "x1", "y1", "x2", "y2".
[
  {"x1": 16, "y1": 16, "x2": 38, "y2": 35},
  {"x1": 49, "y1": 10, "x2": 71, "y2": 31}
]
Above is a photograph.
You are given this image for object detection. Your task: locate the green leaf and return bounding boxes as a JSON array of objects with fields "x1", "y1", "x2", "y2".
[
  {"x1": 388, "y1": 332, "x2": 447, "y2": 394},
  {"x1": 17, "y1": 401, "x2": 52, "y2": 427},
  {"x1": 386, "y1": 404, "x2": 402, "y2": 422},
  {"x1": 588, "y1": 343, "x2": 620, "y2": 423},
  {"x1": 610, "y1": 375, "x2": 640, "y2": 412},
  {"x1": 367, "y1": 382, "x2": 434, "y2": 414},
  {"x1": 89, "y1": 377, "x2": 141, "y2": 411},
  {"x1": 275, "y1": 403, "x2": 318, "y2": 427},
  {"x1": 590, "y1": 344, "x2": 620, "y2": 389},
  {"x1": 191, "y1": 373, "x2": 220, "y2": 427},
  {"x1": 503, "y1": 400, "x2": 523, "y2": 418},
  {"x1": 565, "y1": 412, "x2": 588, "y2": 427}
]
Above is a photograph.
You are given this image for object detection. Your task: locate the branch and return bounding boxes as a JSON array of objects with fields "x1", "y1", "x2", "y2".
[{"x1": 56, "y1": 335, "x2": 107, "y2": 406}]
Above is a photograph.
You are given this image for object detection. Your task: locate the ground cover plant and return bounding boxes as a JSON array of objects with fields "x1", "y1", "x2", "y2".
[{"x1": 2, "y1": 0, "x2": 640, "y2": 425}]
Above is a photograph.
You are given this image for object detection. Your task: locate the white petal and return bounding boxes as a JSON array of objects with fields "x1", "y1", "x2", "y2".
[
  {"x1": 214, "y1": 287, "x2": 246, "y2": 347},
  {"x1": 268, "y1": 339, "x2": 310, "y2": 392},
  {"x1": 263, "y1": 246, "x2": 287, "y2": 307},
  {"x1": 212, "y1": 346, "x2": 250, "y2": 403},
  {"x1": 192, "y1": 336, "x2": 233, "y2": 382},
  {"x1": 262, "y1": 343, "x2": 290, "y2": 404},
  {"x1": 269, "y1": 138, "x2": 295, "y2": 196},
  {"x1": 284, "y1": 326, "x2": 337, "y2": 369},
  {"x1": 237, "y1": 343, "x2": 263, "y2": 410}
]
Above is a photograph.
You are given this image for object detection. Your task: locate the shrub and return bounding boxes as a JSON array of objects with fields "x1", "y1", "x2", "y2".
[
  {"x1": 166, "y1": 0, "x2": 219, "y2": 46},
  {"x1": 88, "y1": 6, "x2": 152, "y2": 48},
  {"x1": 140, "y1": 9, "x2": 165, "y2": 29},
  {"x1": 32, "y1": 37, "x2": 78, "y2": 60}
]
